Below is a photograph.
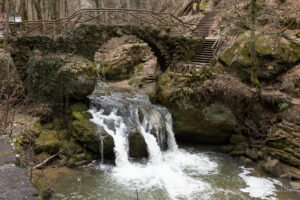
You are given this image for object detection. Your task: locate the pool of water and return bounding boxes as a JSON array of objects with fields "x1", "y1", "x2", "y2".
[{"x1": 52, "y1": 146, "x2": 299, "y2": 200}]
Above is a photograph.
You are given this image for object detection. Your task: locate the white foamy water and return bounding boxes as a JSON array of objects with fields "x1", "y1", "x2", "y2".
[
  {"x1": 89, "y1": 105, "x2": 218, "y2": 199},
  {"x1": 239, "y1": 167, "x2": 281, "y2": 200}
]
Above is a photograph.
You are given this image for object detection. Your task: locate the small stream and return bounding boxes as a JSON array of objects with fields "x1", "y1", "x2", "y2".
[{"x1": 53, "y1": 82, "x2": 299, "y2": 200}]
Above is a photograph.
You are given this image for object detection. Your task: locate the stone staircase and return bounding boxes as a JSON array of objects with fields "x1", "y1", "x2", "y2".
[
  {"x1": 193, "y1": 11, "x2": 218, "y2": 38},
  {"x1": 190, "y1": 11, "x2": 218, "y2": 66},
  {"x1": 190, "y1": 39, "x2": 216, "y2": 65}
]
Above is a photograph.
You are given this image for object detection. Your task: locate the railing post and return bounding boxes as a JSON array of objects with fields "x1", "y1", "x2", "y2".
[
  {"x1": 64, "y1": 19, "x2": 66, "y2": 32},
  {"x1": 25, "y1": 21, "x2": 28, "y2": 36},
  {"x1": 83, "y1": 10, "x2": 86, "y2": 23},
  {"x1": 54, "y1": 22, "x2": 56, "y2": 37},
  {"x1": 127, "y1": 11, "x2": 129, "y2": 25},
  {"x1": 43, "y1": 20, "x2": 46, "y2": 35},
  {"x1": 138, "y1": 13, "x2": 141, "y2": 26}
]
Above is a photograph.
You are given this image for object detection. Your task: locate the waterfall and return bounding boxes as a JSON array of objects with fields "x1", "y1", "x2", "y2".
[{"x1": 88, "y1": 85, "x2": 219, "y2": 199}]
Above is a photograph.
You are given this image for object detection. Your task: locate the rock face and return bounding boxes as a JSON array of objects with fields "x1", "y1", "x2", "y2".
[
  {"x1": 219, "y1": 33, "x2": 300, "y2": 81},
  {"x1": 58, "y1": 56, "x2": 98, "y2": 100},
  {"x1": 99, "y1": 43, "x2": 151, "y2": 80},
  {"x1": 153, "y1": 68, "x2": 238, "y2": 144},
  {"x1": 172, "y1": 102, "x2": 237, "y2": 144},
  {"x1": 26, "y1": 52, "x2": 98, "y2": 102}
]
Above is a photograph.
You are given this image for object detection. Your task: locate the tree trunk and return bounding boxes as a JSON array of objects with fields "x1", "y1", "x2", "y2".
[
  {"x1": 250, "y1": 0, "x2": 258, "y2": 85},
  {"x1": 33, "y1": 0, "x2": 43, "y2": 20}
]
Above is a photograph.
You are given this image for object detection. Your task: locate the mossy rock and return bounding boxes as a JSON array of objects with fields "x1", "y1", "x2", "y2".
[
  {"x1": 219, "y1": 32, "x2": 300, "y2": 81},
  {"x1": 59, "y1": 139, "x2": 84, "y2": 158},
  {"x1": 129, "y1": 132, "x2": 148, "y2": 158},
  {"x1": 102, "y1": 135, "x2": 115, "y2": 160},
  {"x1": 35, "y1": 130, "x2": 60, "y2": 154},
  {"x1": 58, "y1": 56, "x2": 98, "y2": 100},
  {"x1": 69, "y1": 103, "x2": 88, "y2": 113},
  {"x1": 69, "y1": 119, "x2": 100, "y2": 154},
  {"x1": 173, "y1": 102, "x2": 237, "y2": 144},
  {"x1": 266, "y1": 138, "x2": 291, "y2": 149},
  {"x1": 230, "y1": 135, "x2": 245, "y2": 145},
  {"x1": 66, "y1": 152, "x2": 93, "y2": 167}
]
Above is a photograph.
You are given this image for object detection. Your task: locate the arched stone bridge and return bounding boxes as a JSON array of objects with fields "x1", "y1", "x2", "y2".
[{"x1": 8, "y1": 8, "x2": 193, "y2": 37}]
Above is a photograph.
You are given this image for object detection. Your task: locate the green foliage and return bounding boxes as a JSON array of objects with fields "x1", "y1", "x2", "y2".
[
  {"x1": 278, "y1": 103, "x2": 289, "y2": 111},
  {"x1": 26, "y1": 54, "x2": 65, "y2": 103},
  {"x1": 11, "y1": 135, "x2": 24, "y2": 151}
]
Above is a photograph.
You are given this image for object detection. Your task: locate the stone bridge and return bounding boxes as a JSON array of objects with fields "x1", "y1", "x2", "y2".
[{"x1": 11, "y1": 15, "x2": 203, "y2": 73}]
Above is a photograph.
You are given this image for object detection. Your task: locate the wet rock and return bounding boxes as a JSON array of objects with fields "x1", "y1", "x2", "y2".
[
  {"x1": 240, "y1": 156, "x2": 254, "y2": 167},
  {"x1": 25, "y1": 53, "x2": 97, "y2": 102},
  {"x1": 245, "y1": 148, "x2": 259, "y2": 161},
  {"x1": 290, "y1": 181, "x2": 300, "y2": 190},
  {"x1": 129, "y1": 132, "x2": 148, "y2": 158},
  {"x1": 263, "y1": 159, "x2": 282, "y2": 177}
]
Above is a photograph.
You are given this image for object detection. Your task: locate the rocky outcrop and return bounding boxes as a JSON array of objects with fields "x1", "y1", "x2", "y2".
[
  {"x1": 25, "y1": 52, "x2": 98, "y2": 102},
  {"x1": 99, "y1": 43, "x2": 151, "y2": 80},
  {"x1": 219, "y1": 33, "x2": 300, "y2": 81},
  {"x1": 153, "y1": 68, "x2": 239, "y2": 144}
]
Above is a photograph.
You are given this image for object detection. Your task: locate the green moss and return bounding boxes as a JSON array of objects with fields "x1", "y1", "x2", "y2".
[
  {"x1": 129, "y1": 132, "x2": 148, "y2": 158},
  {"x1": 69, "y1": 119, "x2": 100, "y2": 154},
  {"x1": 267, "y1": 138, "x2": 291, "y2": 149},
  {"x1": 72, "y1": 112, "x2": 83, "y2": 120},
  {"x1": 230, "y1": 135, "x2": 245, "y2": 145},
  {"x1": 69, "y1": 103, "x2": 88, "y2": 113},
  {"x1": 36, "y1": 130, "x2": 60, "y2": 154},
  {"x1": 134, "y1": 63, "x2": 144, "y2": 74}
]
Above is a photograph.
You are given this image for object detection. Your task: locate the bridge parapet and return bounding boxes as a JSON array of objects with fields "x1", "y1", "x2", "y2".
[{"x1": 8, "y1": 8, "x2": 193, "y2": 37}]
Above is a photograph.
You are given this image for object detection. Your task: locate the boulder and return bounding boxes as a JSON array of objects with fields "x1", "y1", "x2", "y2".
[
  {"x1": 99, "y1": 44, "x2": 150, "y2": 80},
  {"x1": 172, "y1": 102, "x2": 237, "y2": 144},
  {"x1": 263, "y1": 159, "x2": 282, "y2": 177},
  {"x1": 35, "y1": 130, "x2": 60, "y2": 154},
  {"x1": 129, "y1": 132, "x2": 148, "y2": 158},
  {"x1": 290, "y1": 181, "x2": 300, "y2": 190},
  {"x1": 69, "y1": 119, "x2": 100, "y2": 154},
  {"x1": 58, "y1": 56, "x2": 98, "y2": 100},
  {"x1": 26, "y1": 53, "x2": 97, "y2": 102}
]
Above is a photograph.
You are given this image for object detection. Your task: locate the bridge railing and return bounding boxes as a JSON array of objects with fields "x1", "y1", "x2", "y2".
[{"x1": 7, "y1": 8, "x2": 193, "y2": 37}]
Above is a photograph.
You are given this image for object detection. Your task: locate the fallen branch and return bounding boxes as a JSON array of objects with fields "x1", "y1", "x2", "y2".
[{"x1": 33, "y1": 151, "x2": 61, "y2": 170}]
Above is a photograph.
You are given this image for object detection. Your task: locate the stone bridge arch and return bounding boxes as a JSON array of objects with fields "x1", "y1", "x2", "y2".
[{"x1": 11, "y1": 24, "x2": 204, "y2": 73}]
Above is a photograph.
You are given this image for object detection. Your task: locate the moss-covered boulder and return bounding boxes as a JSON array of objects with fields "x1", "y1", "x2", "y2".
[
  {"x1": 219, "y1": 32, "x2": 300, "y2": 81},
  {"x1": 69, "y1": 118, "x2": 100, "y2": 154},
  {"x1": 153, "y1": 68, "x2": 236, "y2": 144},
  {"x1": 172, "y1": 102, "x2": 237, "y2": 144},
  {"x1": 35, "y1": 130, "x2": 60, "y2": 154},
  {"x1": 25, "y1": 52, "x2": 97, "y2": 102},
  {"x1": 58, "y1": 55, "x2": 98, "y2": 100},
  {"x1": 129, "y1": 132, "x2": 148, "y2": 158}
]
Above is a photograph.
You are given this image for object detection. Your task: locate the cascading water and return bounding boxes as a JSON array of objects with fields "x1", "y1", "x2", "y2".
[
  {"x1": 88, "y1": 83, "x2": 218, "y2": 199},
  {"x1": 50, "y1": 82, "x2": 295, "y2": 200}
]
